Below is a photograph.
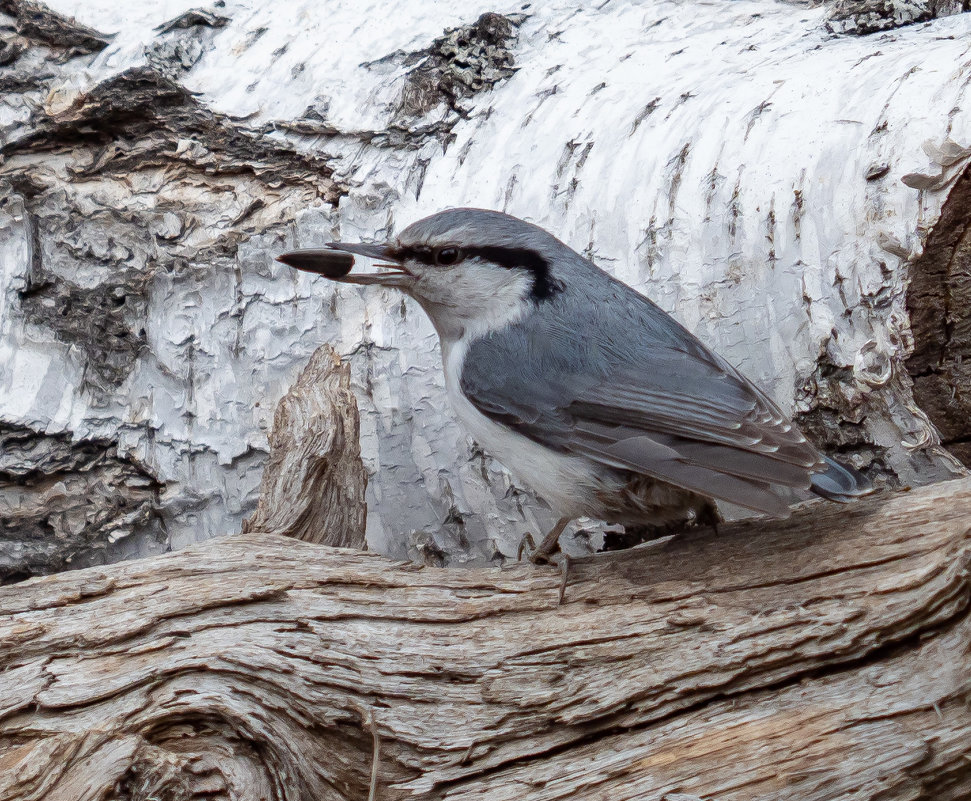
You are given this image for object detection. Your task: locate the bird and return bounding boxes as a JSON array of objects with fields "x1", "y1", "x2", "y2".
[{"x1": 277, "y1": 208, "x2": 871, "y2": 585}]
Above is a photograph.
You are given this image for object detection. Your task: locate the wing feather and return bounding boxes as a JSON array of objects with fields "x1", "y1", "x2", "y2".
[{"x1": 459, "y1": 288, "x2": 824, "y2": 516}]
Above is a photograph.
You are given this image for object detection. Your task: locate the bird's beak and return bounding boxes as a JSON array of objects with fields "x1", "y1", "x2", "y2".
[{"x1": 276, "y1": 242, "x2": 414, "y2": 289}]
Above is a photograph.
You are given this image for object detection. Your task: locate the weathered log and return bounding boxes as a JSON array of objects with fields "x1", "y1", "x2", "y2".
[
  {"x1": 242, "y1": 343, "x2": 367, "y2": 549},
  {"x1": 1, "y1": 478, "x2": 969, "y2": 800}
]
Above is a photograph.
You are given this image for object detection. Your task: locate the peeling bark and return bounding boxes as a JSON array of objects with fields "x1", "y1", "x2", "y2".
[
  {"x1": 1, "y1": 44, "x2": 342, "y2": 386},
  {"x1": 1, "y1": 478, "x2": 969, "y2": 800},
  {"x1": 242, "y1": 344, "x2": 367, "y2": 549},
  {"x1": 0, "y1": 0, "x2": 109, "y2": 55},
  {"x1": 822, "y1": 0, "x2": 971, "y2": 35},
  {"x1": 0, "y1": 423, "x2": 162, "y2": 583},
  {"x1": 0, "y1": 2, "x2": 345, "y2": 572},
  {"x1": 397, "y1": 12, "x2": 521, "y2": 120}
]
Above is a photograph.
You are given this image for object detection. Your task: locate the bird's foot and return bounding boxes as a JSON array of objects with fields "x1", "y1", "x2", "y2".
[
  {"x1": 527, "y1": 537, "x2": 561, "y2": 565},
  {"x1": 523, "y1": 517, "x2": 570, "y2": 564},
  {"x1": 516, "y1": 517, "x2": 572, "y2": 604},
  {"x1": 516, "y1": 531, "x2": 537, "y2": 561},
  {"x1": 695, "y1": 502, "x2": 723, "y2": 535},
  {"x1": 548, "y1": 551, "x2": 571, "y2": 605}
]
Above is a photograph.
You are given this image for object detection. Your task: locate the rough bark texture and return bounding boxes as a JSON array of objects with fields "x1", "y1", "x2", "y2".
[
  {"x1": 241, "y1": 344, "x2": 367, "y2": 549},
  {"x1": 822, "y1": 0, "x2": 971, "y2": 34},
  {"x1": 1, "y1": 478, "x2": 969, "y2": 801},
  {"x1": 907, "y1": 162, "x2": 971, "y2": 467},
  {"x1": 2, "y1": 0, "x2": 971, "y2": 573},
  {"x1": 0, "y1": 422, "x2": 163, "y2": 582}
]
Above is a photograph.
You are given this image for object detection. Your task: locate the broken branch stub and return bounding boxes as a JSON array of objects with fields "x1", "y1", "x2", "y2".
[
  {"x1": 242, "y1": 344, "x2": 367, "y2": 549},
  {"x1": 1, "y1": 478, "x2": 969, "y2": 800}
]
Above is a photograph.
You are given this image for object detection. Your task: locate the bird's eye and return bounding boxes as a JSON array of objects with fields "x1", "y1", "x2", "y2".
[{"x1": 435, "y1": 247, "x2": 462, "y2": 266}]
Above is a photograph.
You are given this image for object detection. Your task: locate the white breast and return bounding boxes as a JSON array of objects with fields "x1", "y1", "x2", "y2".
[{"x1": 441, "y1": 336, "x2": 618, "y2": 520}]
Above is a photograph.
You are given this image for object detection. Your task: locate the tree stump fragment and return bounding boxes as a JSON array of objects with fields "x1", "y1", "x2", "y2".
[{"x1": 242, "y1": 344, "x2": 367, "y2": 550}]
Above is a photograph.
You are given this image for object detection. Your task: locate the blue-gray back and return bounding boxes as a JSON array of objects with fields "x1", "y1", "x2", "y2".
[{"x1": 459, "y1": 247, "x2": 825, "y2": 515}]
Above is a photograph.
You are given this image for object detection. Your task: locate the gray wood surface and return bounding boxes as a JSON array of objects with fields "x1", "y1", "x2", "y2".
[
  {"x1": 242, "y1": 344, "x2": 367, "y2": 549},
  {"x1": 1, "y1": 478, "x2": 968, "y2": 800}
]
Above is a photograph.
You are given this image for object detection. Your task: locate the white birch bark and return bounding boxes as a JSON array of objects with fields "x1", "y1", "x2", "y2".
[{"x1": 1, "y1": 0, "x2": 969, "y2": 574}]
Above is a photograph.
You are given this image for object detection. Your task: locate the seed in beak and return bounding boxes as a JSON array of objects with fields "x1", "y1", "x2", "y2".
[{"x1": 276, "y1": 250, "x2": 355, "y2": 278}]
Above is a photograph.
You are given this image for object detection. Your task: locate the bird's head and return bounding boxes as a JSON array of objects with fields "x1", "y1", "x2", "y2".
[{"x1": 278, "y1": 208, "x2": 568, "y2": 340}]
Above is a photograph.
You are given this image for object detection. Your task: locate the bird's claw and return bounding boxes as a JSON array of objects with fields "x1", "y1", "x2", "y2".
[
  {"x1": 515, "y1": 531, "x2": 559, "y2": 564},
  {"x1": 549, "y1": 551, "x2": 571, "y2": 605},
  {"x1": 516, "y1": 518, "x2": 571, "y2": 603},
  {"x1": 527, "y1": 539, "x2": 561, "y2": 565},
  {"x1": 516, "y1": 532, "x2": 537, "y2": 561}
]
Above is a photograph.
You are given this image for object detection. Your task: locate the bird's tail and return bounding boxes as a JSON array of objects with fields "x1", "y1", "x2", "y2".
[{"x1": 810, "y1": 455, "x2": 874, "y2": 502}]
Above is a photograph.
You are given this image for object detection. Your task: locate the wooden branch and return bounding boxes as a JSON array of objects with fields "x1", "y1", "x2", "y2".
[
  {"x1": 2, "y1": 479, "x2": 970, "y2": 800},
  {"x1": 242, "y1": 344, "x2": 367, "y2": 549}
]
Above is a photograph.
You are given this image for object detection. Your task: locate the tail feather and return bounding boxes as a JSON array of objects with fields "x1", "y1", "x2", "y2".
[{"x1": 810, "y1": 455, "x2": 874, "y2": 503}]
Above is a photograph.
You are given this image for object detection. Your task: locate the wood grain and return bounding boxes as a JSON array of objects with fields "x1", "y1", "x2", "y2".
[
  {"x1": 1, "y1": 478, "x2": 969, "y2": 800},
  {"x1": 242, "y1": 344, "x2": 367, "y2": 549}
]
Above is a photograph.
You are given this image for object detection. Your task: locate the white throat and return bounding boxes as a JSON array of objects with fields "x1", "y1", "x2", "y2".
[
  {"x1": 411, "y1": 260, "x2": 612, "y2": 519},
  {"x1": 412, "y1": 261, "x2": 534, "y2": 345}
]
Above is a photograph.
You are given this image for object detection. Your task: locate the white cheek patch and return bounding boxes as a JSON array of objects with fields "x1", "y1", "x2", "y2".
[{"x1": 414, "y1": 260, "x2": 534, "y2": 341}]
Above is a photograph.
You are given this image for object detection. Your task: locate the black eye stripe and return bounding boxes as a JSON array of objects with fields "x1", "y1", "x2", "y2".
[
  {"x1": 395, "y1": 245, "x2": 546, "y2": 270},
  {"x1": 394, "y1": 246, "x2": 435, "y2": 265},
  {"x1": 464, "y1": 247, "x2": 547, "y2": 273},
  {"x1": 393, "y1": 244, "x2": 563, "y2": 302}
]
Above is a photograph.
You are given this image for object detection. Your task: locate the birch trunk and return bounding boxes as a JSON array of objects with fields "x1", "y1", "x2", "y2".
[{"x1": 2, "y1": 0, "x2": 971, "y2": 575}]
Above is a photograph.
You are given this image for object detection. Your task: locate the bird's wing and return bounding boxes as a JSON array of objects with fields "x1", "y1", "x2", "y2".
[{"x1": 460, "y1": 328, "x2": 823, "y2": 517}]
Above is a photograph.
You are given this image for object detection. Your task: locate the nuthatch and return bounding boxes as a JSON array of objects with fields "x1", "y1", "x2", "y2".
[{"x1": 279, "y1": 209, "x2": 871, "y2": 580}]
